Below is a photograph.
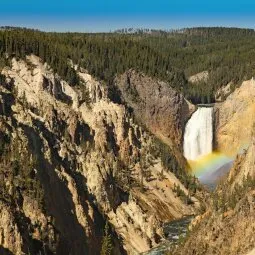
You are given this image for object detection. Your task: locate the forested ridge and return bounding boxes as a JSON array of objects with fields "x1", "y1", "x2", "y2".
[{"x1": 1, "y1": 26, "x2": 255, "y2": 103}]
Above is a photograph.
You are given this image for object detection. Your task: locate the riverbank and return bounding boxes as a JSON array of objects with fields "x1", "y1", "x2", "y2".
[{"x1": 142, "y1": 216, "x2": 193, "y2": 255}]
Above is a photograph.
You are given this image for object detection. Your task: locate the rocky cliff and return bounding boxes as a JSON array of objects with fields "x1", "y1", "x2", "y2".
[
  {"x1": 0, "y1": 56, "x2": 200, "y2": 255},
  {"x1": 116, "y1": 70, "x2": 195, "y2": 153},
  {"x1": 214, "y1": 79, "x2": 255, "y2": 155},
  {"x1": 174, "y1": 126, "x2": 255, "y2": 255}
]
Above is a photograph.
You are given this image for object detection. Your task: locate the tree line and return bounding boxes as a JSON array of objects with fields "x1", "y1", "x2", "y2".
[{"x1": 0, "y1": 27, "x2": 255, "y2": 103}]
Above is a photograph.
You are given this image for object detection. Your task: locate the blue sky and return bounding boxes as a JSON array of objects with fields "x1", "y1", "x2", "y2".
[{"x1": 1, "y1": 0, "x2": 255, "y2": 32}]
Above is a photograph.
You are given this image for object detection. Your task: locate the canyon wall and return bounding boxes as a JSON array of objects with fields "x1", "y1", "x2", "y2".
[
  {"x1": 214, "y1": 79, "x2": 255, "y2": 155},
  {"x1": 175, "y1": 131, "x2": 255, "y2": 255},
  {"x1": 0, "y1": 56, "x2": 200, "y2": 255},
  {"x1": 116, "y1": 70, "x2": 195, "y2": 155}
]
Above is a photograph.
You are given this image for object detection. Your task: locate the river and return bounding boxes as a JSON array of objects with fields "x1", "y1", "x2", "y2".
[{"x1": 142, "y1": 216, "x2": 193, "y2": 255}]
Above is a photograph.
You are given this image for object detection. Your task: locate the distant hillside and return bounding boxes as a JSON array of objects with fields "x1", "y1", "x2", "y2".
[{"x1": 1, "y1": 27, "x2": 255, "y2": 103}]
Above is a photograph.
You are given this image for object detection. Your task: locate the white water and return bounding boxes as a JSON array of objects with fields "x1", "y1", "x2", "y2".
[{"x1": 184, "y1": 107, "x2": 213, "y2": 161}]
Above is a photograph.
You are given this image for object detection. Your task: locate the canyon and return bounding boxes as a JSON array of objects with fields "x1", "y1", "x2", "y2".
[
  {"x1": 0, "y1": 56, "x2": 201, "y2": 255},
  {"x1": 0, "y1": 53, "x2": 254, "y2": 255},
  {"x1": 173, "y1": 79, "x2": 255, "y2": 255}
]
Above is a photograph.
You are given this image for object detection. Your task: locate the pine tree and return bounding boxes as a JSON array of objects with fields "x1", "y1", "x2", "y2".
[{"x1": 100, "y1": 222, "x2": 113, "y2": 255}]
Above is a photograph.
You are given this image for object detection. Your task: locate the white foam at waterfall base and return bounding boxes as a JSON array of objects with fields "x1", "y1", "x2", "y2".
[{"x1": 184, "y1": 107, "x2": 213, "y2": 161}]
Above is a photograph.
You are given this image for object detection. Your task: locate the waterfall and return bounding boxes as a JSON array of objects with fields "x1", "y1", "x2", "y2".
[{"x1": 184, "y1": 107, "x2": 213, "y2": 161}]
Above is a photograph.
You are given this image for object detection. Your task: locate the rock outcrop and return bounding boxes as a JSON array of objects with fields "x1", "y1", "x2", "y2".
[
  {"x1": 0, "y1": 56, "x2": 200, "y2": 255},
  {"x1": 188, "y1": 71, "x2": 209, "y2": 84},
  {"x1": 214, "y1": 79, "x2": 255, "y2": 156},
  {"x1": 227, "y1": 136, "x2": 255, "y2": 188},
  {"x1": 116, "y1": 70, "x2": 195, "y2": 165}
]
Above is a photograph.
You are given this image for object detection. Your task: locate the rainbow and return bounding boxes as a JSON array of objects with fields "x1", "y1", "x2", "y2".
[{"x1": 188, "y1": 152, "x2": 234, "y2": 178}]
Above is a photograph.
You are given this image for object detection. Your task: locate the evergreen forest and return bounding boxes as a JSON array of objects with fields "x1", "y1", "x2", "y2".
[{"x1": 1, "y1": 26, "x2": 255, "y2": 103}]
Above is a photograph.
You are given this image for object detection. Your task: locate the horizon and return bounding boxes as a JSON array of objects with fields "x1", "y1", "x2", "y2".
[
  {"x1": 1, "y1": 25, "x2": 255, "y2": 34},
  {"x1": 1, "y1": 0, "x2": 255, "y2": 32}
]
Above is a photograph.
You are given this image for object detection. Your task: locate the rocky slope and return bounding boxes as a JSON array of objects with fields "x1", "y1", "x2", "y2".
[
  {"x1": 188, "y1": 71, "x2": 209, "y2": 84},
  {"x1": 174, "y1": 126, "x2": 255, "y2": 255},
  {"x1": 116, "y1": 70, "x2": 195, "y2": 153},
  {"x1": 0, "y1": 56, "x2": 200, "y2": 255},
  {"x1": 214, "y1": 79, "x2": 255, "y2": 156}
]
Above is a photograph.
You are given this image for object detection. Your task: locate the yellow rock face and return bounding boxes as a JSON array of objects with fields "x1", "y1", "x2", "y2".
[{"x1": 215, "y1": 79, "x2": 255, "y2": 156}]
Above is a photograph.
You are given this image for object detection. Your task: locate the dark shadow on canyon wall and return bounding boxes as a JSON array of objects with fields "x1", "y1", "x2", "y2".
[{"x1": 0, "y1": 246, "x2": 14, "y2": 255}]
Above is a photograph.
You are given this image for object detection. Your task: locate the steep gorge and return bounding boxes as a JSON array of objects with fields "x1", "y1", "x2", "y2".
[
  {"x1": 0, "y1": 56, "x2": 201, "y2": 255},
  {"x1": 174, "y1": 134, "x2": 255, "y2": 255},
  {"x1": 172, "y1": 79, "x2": 255, "y2": 255}
]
